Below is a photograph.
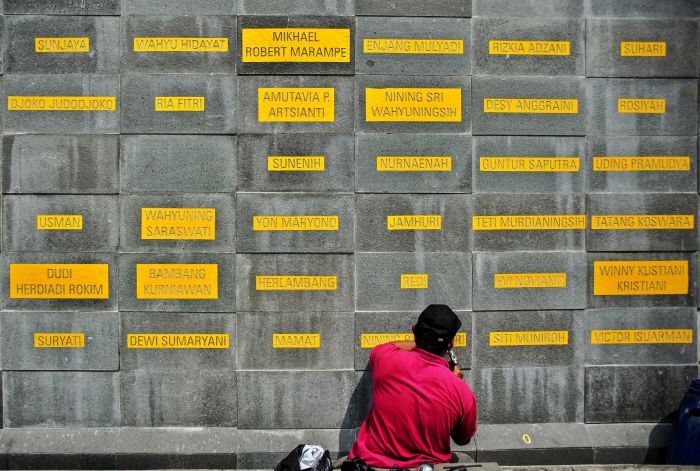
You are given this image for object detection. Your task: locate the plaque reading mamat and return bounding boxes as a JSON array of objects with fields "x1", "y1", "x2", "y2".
[
  {"x1": 272, "y1": 333, "x2": 321, "y2": 348},
  {"x1": 127, "y1": 333, "x2": 229, "y2": 348},
  {"x1": 10, "y1": 264, "x2": 109, "y2": 299},
  {"x1": 242, "y1": 28, "x2": 350, "y2": 63},
  {"x1": 135, "y1": 264, "x2": 218, "y2": 299},
  {"x1": 593, "y1": 261, "x2": 688, "y2": 296}
]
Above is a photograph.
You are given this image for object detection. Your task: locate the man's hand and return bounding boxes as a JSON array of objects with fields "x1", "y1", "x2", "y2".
[{"x1": 452, "y1": 364, "x2": 464, "y2": 379}]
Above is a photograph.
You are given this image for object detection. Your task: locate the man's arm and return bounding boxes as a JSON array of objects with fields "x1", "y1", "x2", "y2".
[{"x1": 451, "y1": 391, "x2": 477, "y2": 446}]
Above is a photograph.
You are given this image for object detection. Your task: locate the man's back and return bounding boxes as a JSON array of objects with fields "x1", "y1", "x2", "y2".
[{"x1": 349, "y1": 343, "x2": 477, "y2": 468}]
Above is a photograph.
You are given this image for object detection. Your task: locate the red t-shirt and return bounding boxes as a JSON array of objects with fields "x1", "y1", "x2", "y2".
[{"x1": 349, "y1": 343, "x2": 477, "y2": 468}]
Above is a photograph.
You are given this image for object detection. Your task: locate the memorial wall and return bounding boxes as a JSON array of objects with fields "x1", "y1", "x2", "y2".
[{"x1": 0, "y1": 0, "x2": 697, "y2": 467}]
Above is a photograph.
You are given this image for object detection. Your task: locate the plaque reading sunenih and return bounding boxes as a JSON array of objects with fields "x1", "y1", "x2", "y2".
[
  {"x1": 136, "y1": 264, "x2": 218, "y2": 300},
  {"x1": 272, "y1": 333, "x2": 321, "y2": 349},
  {"x1": 10, "y1": 264, "x2": 109, "y2": 299}
]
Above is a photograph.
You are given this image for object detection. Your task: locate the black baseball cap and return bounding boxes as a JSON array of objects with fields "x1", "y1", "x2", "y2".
[{"x1": 415, "y1": 304, "x2": 461, "y2": 347}]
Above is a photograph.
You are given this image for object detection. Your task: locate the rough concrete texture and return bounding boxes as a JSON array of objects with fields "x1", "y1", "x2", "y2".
[
  {"x1": 473, "y1": 252, "x2": 587, "y2": 311},
  {"x1": 120, "y1": 74, "x2": 236, "y2": 134},
  {"x1": 238, "y1": 16, "x2": 354, "y2": 75},
  {"x1": 586, "y1": 136, "x2": 698, "y2": 193},
  {"x1": 356, "y1": 0, "x2": 470, "y2": 17},
  {"x1": 585, "y1": 307, "x2": 697, "y2": 365},
  {"x1": 3, "y1": 194, "x2": 119, "y2": 251},
  {"x1": 121, "y1": 135, "x2": 236, "y2": 193},
  {"x1": 236, "y1": 311, "x2": 353, "y2": 370},
  {"x1": 121, "y1": 0, "x2": 236, "y2": 15},
  {"x1": 236, "y1": 192, "x2": 355, "y2": 253},
  {"x1": 120, "y1": 193, "x2": 236, "y2": 252},
  {"x1": 473, "y1": 136, "x2": 585, "y2": 194},
  {"x1": 587, "y1": 423, "x2": 673, "y2": 464},
  {"x1": 238, "y1": 0, "x2": 352, "y2": 15},
  {"x1": 356, "y1": 133, "x2": 471, "y2": 193},
  {"x1": 587, "y1": 0, "x2": 700, "y2": 18},
  {"x1": 1, "y1": 311, "x2": 119, "y2": 371},
  {"x1": 472, "y1": 18, "x2": 584, "y2": 76},
  {"x1": 474, "y1": 0, "x2": 583, "y2": 17},
  {"x1": 586, "y1": 79, "x2": 698, "y2": 136},
  {"x1": 3, "y1": 135, "x2": 119, "y2": 194},
  {"x1": 355, "y1": 17, "x2": 470, "y2": 76},
  {"x1": 584, "y1": 365, "x2": 698, "y2": 423},
  {"x1": 4, "y1": 16, "x2": 120, "y2": 74},
  {"x1": 3, "y1": 0, "x2": 120, "y2": 15}
]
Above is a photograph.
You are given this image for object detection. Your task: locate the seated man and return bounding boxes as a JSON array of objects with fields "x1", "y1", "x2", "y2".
[{"x1": 348, "y1": 305, "x2": 477, "y2": 469}]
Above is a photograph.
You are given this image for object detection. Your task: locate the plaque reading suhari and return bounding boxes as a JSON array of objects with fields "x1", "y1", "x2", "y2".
[{"x1": 272, "y1": 333, "x2": 321, "y2": 348}]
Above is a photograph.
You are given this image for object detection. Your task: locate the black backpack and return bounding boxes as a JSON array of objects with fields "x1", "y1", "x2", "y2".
[{"x1": 274, "y1": 444, "x2": 334, "y2": 471}]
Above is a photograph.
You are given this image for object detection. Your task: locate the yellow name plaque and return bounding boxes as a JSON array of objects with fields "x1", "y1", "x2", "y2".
[
  {"x1": 242, "y1": 28, "x2": 350, "y2": 63},
  {"x1": 10, "y1": 264, "x2": 109, "y2": 299},
  {"x1": 489, "y1": 40, "x2": 570, "y2": 56},
  {"x1": 127, "y1": 334, "x2": 229, "y2": 348},
  {"x1": 490, "y1": 330, "x2": 569, "y2": 346},
  {"x1": 366, "y1": 88, "x2": 462, "y2": 122},
  {"x1": 36, "y1": 215, "x2": 83, "y2": 231},
  {"x1": 484, "y1": 98, "x2": 578, "y2": 114},
  {"x1": 253, "y1": 216, "x2": 338, "y2": 231},
  {"x1": 268, "y1": 156, "x2": 325, "y2": 172},
  {"x1": 594, "y1": 260, "x2": 688, "y2": 296},
  {"x1": 377, "y1": 156, "x2": 452, "y2": 172},
  {"x1": 618, "y1": 98, "x2": 666, "y2": 114},
  {"x1": 361, "y1": 332, "x2": 467, "y2": 349},
  {"x1": 133, "y1": 37, "x2": 229, "y2": 52},
  {"x1": 8, "y1": 96, "x2": 116, "y2": 111},
  {"x1": 621, "y1": 41, "x2": 666, "y2": 57},
  {"x1": 155, "y1": 96, "x2": 205, "y2": 112},
  {"x1": 480, "y1": 157, "x2": 580, "y2": 172},
  {"x1": 34, "y1": 333, "x2": 85, "y2": 348},
  {"x1": 473, "y1": 215, "x2": 586, "y2": 231},
  {"x1": 258, "y1": 87, "x2": 334, "y2": 122},
  {"x1": 387, "y1": 215, "x2": 442, "y2": 230},
  {"x1": 136, "y1": 264, "x2": 218, "y2": 299},
  {"x1": 256, "y1": 276, "x2": 337, "y2": 291},
  {"x1": 591, "y1": 215, "x2": 694, "y2": 230},
  {"x1": 35, "y1": 37, "x2": 89, "y2": 53},
  {"x1": 591, "y1": 329, "x2": 692, "y2": 345},
  {"x1": 494, "y1": 273, "x2": 567, "y2": 289},
  {"x1": 273, "y1": 333, "x2": 321, "y2": 348},
  {"x1": 141, "y1": 208, "x2": 215, "y2": 240},
  {"x1": 401, "y1": 274, "x2": 429, "y2": 289},
  {"x1": 364, "y1": 38, "x2": 463, "y2": 54},
  {"x1": 593, "y1": 156, "x2": 690, "y2": 172}
]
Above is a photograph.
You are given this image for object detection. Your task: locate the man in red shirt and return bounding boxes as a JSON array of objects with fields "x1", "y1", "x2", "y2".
[{"x1": 348, "y1": 305, "x2": 478, "y2": 469}]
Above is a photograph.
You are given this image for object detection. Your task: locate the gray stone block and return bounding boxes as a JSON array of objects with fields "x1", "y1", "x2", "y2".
[
  {"x1": 122, "y1": 0, "x2": 236, "y2": 14},
  {"x1": 4, "y1": 0, "x2": 120, "y2": 15},
  {"x1": 356, "y1": 134, "x2": 470, "y2": 194},
  {"x1": 3, "y1": 135, "x2": 119, "y2": 194},
  {"x1": 4, "y1": 16, "x2": 119, "y2": 74},
  {"x1": 120, "y1": 194, "x2": 235, "y2": 252},
  {"x1": 1, "y1": 311, "x2": 117, "y2": 371},
  {"x1": 356, "y1": 17, "x2": 470, "y2": 76},
  {"x1": 3, "y1": 371, "x2": 119, "y2": 427},
  {"x1": 237, "y1": 134, "x2": 353, "y2": 192},
  {"x1": 120, "y1": 370, "x2": 236, "y2": 427},
  {"x1": 587, "y1": 252, "x2": 696, "y2": 309},
  {"x1": 238, "y1": 16, "x2": 354, "y2": 75},
  {"x1": 236, "y1": 311, "x2": 353, "y2": 370},
  {"x1": 237, "y1": 75, "x2": 354, "y2": 134},
  {"x1": 236, "y1": 254, "x2": 354, "y2": 312},
  {"x1": 355, "y1": 0, "x2": 470, "y2": 17},
  {"x1": 472, "y1": 193, "x2": 586, "y2": 251},
  {"x1": 472, "y1": 76, "x2": 586, "y2": 136},
  {"x1": 473, "y1": 136, "x2": 585, "y2": 194},
  {"x1": 3, "y1": 252, "x2": 117, "y2": 312},
  {"x1": 118, "y1": 253, "x2": 236, "y2": 312},
  {"x1": 238, "y1": 0, "x2": 352, "y2": 15},
  {"x1": 354, "y1": 310, "x2": 472, "y2": 371},
  {"x1": 3, "y1": 194, "x2": 119, "y2": 251},
  {"x1": 473, "y1": 252, "x2": 587, "y2": 311},
  {"x1": 588, "y1": 423, "x2": 672, "y2": 465},
  {"x1": 120, "y1": 74, "x2": 236, "y2": 134},
  {"x1": 587, "y1": 0, "x2": 700, "y2": 18},
  {"x1": 355, "y1": 194, "x2": 472, "y2": 252},
  {"x1": 121, "y1": 135, "x2": 236, "y2": 193},
  {"x1": 587, "y1": 193, "x2": 697, "y2": 252},
  {"x1": 0, "y1": 428, "x2": 118, "y2": 455},
  {"x1": 472, "y1": 367, "x2": 584, "y2": 424},
  {"x1": 237, "y1": 370, "x2": 355, "y2": 429},
  {"x1": 586, "y1": 79, "x2": 697, "y2": 136},
  {"x1": 357, "y1": 75, "x2": 470, "y2": 134},
  {"x1": 122, "y1": 16, "x2": 236, "y2": 73},
  {"x1": 120, "y1": 311, "x2": 235, "y2": 370},
  {"x1": 355, "y1": 252, "x2": 472, "y2": 311},
  {"x1": 116, "y1": 427, "x2": 238, "y2": 455},
  {"x1": 586, "y1": 136, "x2": 698, "y2": 193},
  {"x1": 585, "y1": 307, "x2": 697, "y2": 365},
  {"x1": 584, "y1": 365, "x2": 697, "y2": 423},
  {"x1": 586, "y1": 19, "x2": 698, "y2": 78},
  {"x1": 3, "y1": 74, "x2": 119, "y2": 134},
  {"x1": 473, "y1": 0, "x2": 584, "y2": 16},
  {"x1": 236, "y1": 193, "x2": 354, "y2": 253},
  {"x1": 472, "y1": 18, "x2": 584, "y2": 76}
]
